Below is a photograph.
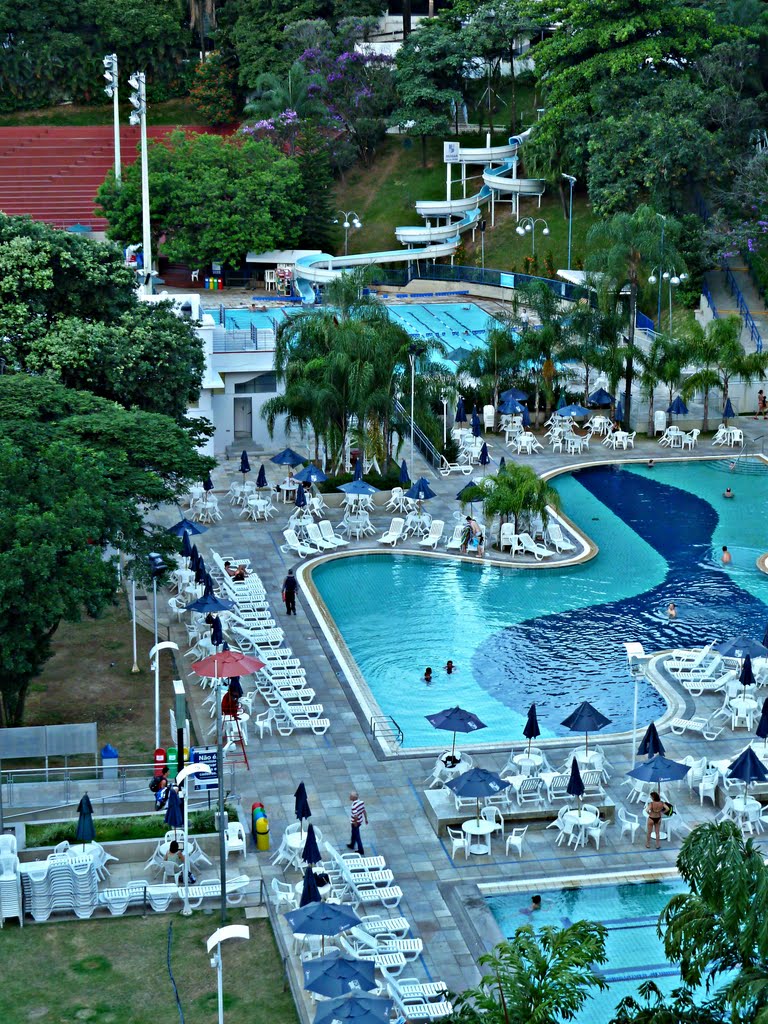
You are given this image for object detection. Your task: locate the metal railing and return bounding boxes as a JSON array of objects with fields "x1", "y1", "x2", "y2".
[
  {"x1": 702, "y1": 278, "x2": 720, "y2": 320},
  {"x1": 724, "y1": 264, "x2": 764, "y2": 353},
  {"x1": 393, "y1": 398, "x2": 444, "y2": 470},
  {"x1": 370, "y1": 715, "x2": 404, "y2": 748}
]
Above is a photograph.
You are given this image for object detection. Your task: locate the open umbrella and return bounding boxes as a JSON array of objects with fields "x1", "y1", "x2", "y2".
[
  {"x1": 740, "y1": 655, "x2": 756, "y2": 694},
  {"x1": 556, "y1": 404, "x2": 591, "y2": 418},
  {"x1": 302, "y1": 823, "x2": 322, "y2": 866},
  {"x1": 588, "y1": 387, "x2": 613, "y2": 407},
  {"x1": 626, "y1": 755, "x2": 689, "y2": 786},
  {"x1": 294, "y1": 485, "x2": 307, "y2": 509},
  {"x1": 295, "y1": 781, "x2": 312, "y2": 833},
  {"x1": 168, "y1": 518, "x2": 207, "y2": 538},
  {"x1": 426, "y1": 706, "x2": 486, "y2": 763},
  {"x1": 714, "y1": 636, "x2": 768, "y2": 660},
  {"x1": 723, "y1": 397, "x2": 736, "y2": 421},
  {"x1": 164, "y1": 785, "x2": 183, "y2": 838},
  {"x1": 240, "y1": 451, "x2": 251, "y2": 482},
  {"x1": 523, "y1": 703, "x2": 540, "y2": 756},
  {"x1": 756, "y1": 698, "x2": 768, "y2": 746},
  {"x1": 192, "y1": 650, "x2": 265, "y2": 680},
  {"x1": 446, "y1": 768, "x2": 508, "y2": 824},
  {"x1": 399, "y1": 460, "x2": 409, "y2": 486},
  {"x1": 455, "y1": 397, "x2": 467, "y2": 425},
  {"x1": 561, "y1": 701, "x2": 612, "y2": 756},
  {"x1": 75, "y1": 793, "x2": 95, "y2": 851},
  {"x1": 294, "y1": 464, "x2": 328, "y2": 484},
  {"x1": 566, "y1": 758, "x2": 585, "y2": 815},
  {"x1": 186, "y1": 590, "x2": 235, "y2": 615},
  {"x1": 303, "y1": 951, "x2": 376, "y2": 999},
  {"x1": 203, "y1": 472, "x2": 214, "y2": 503},
  {"x1": 667, "y1": 396, "x2": 688, "y2": 416},
  {"x1": 271, "y1": 448, "x2": 306, "y2": 467},
  {"x1": 353, "y1": 459, "x2": 363, "y2": 481},
  {"x1": 285, "y1": 902, "x2": 362, "y2": 956},
  {"x1": 339, "y1": 479, "x2": 378, "y2": 497},
  {"x1": 726, "y1": 746, "x2": 768, "y2": 799},
  {"x1": 637, "y1": 722, "x2": 665, "y2": 758},
  {"x1": 500, "y1": 388, "x2": 528, "y2": 403},
  {"x1": 314, "y1": 994, "x2": 393, "y2": 1024},
  {"x1": 405, "y1": 477, "x2": 436, "y2": 501},
  {"x1": 471, "y1": 407, "x2": 482, "y2": 437},
  {"x1": 300, "y1": 865, "x2": 322, "y2": 907},
  {"x1": 256, "y1": 464, "x2": 268, "y2": 488},
  {"x1": 479, "y1": 442, "x2": 490, "y2": 474}
]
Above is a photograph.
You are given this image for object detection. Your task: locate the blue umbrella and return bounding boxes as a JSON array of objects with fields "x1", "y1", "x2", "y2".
[
  {"x1": 168, "y1": 518, "x2": 207, "y2": 537},
  {"x1": 723, "y1": 397, "x2": 736, "y2": 420},
  {"x1": 181, "y1": 531, "x2": 193, "y2": 560},
  {"x1": 210, "y1": 615, "x2": 224, "y2": 647},
  {"x1": 186, "y1": 591, "x2": 235, "y2": 614},
  {"x1": 726, "y1": 747, "x2": 768, "y2": 798},
  {"x1": 479, "y1": 442, "x2": 490, "y2": 473},
  {"x1": 740, "y1": 654, "x2": 756, "y2": 693},
  {"x1": 446, "y1": 767, "x2": 508, "y2": 823},
  {"x1": 500, "y1": 387, "x2": 528, "y2": 402},
  {"x1": 426, "y1": 705, "x2": 487, "y2": 761},
  {"x1": 271, "y1": 448, "x2": 306, "y2": 467},
  {"x1": 294, "y1": 464, "x2": 328, "y2": 484},
  {"x1": 164, "y1": 786, "x2": 183, "y2": 836},
  {"x1": 338, "y1": 480, "x2": 378, "y2": 496},
  {"x1": 667, "y1": 395, "x2": 688, "y2": 416},
  {"x1": 302, "y1": 823, "x2": 322, "y2": 866},
  {"x1": 194, "y1": 556, "x2": 207, "y2": 585},
  {"x1": 399, "y1": 460, "x2": 409, "y2": 486},
  {"x1": 616, "y1": 398, "x2": 624, "y2": 423},
  {"x1": 190, "y1": 544, "x2": 200, "y2": 572},
  {"x1": 556, "y1": 403, "x2": 591, "y2": 418},
  {"x1": 405, "y1": 477, "x2": 436, "y2": 501},
  {"x1": 300, "y1": 865, "x2": 322, "y2": 907},
  {"x1": 294, "y1": 485, "x2": 307, "y2": 509},
  {"x1": 285, "y1": 901, "x2": 361, "y2": 938},
  {"x1": 353, "y1": 459, "x2": 363, "y2": 481},
  {"x1": 561, "y1": 701, "x2": 612, "y2": 755},
  {"x1": 714, "y1": 636, "x2": 768, "y2": 660},
  {"x1": 203, "y1": 473, "x2": 214, "y2": 500},
  {"x1": 75, "y1": 793, "x2": 95, "y2": 850},
  {"x1": 499, "y1": 397, "x2": 525, "y2": 415},
  {"x1": 566, "y1": 757, "x2": 585, "y2": 805},
  {"x1": 303, "y1": 951, "x2": 376, "y2": 999},
  {"x1": 756, "y1": 698, "x2": 768, "y2": 744},
  {"x1": 557, "y1": 394, "x2": 567, "y2": 409},
  {"x1": 456, "y1": 479, "x2": 482, "y2": 501},
  {"x1": 523, "y1": 703, "x2": 540, "y2": 755},
  {"x1": 637, "y1": 722, "x2": 665, "y2": 758},
  {"x1": 499, "y1": 456, "x2": 506, "y2": 472},
  {"x1": 455, "y1": 397, "x2": 467, "y2": 425},
  {"x1": 240, "y1": 451, "x2": 251, "y2": 478},
  {"x1": 314, "y1": 994, "x2": 393, "y2": 1024},
  {"x1": 295, "y1": 781, "x2": 312, "y2": 830},
  {"x1": 256, "y1": 464, "x2": 268, "y2": 488},
  {"x1": 626, "y1": 755, "x2": 689, "y2": 785},
  {"x1": 588, "y1": 387, "x2": 614, "y2": 407},
  {"x1": 471, "y1": 407, "x2": 482, "y2": 437}
]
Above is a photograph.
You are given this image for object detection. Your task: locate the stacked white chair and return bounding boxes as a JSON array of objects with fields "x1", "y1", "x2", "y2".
[
  {"x1": 20, "y1": 855, "x2": 98, "y2": 921},
  {"x1": 0, "y1": 852, "x2": 22, "y2": 925}
]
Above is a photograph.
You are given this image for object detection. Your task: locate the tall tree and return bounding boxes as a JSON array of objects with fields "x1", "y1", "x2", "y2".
[
  {"x1": 637, "y1": 335, "x2": 691, "y2": 435},
  {"x1": 462, "y1": 463, "x2": 561, "y2": 547},
  {"x1": 456, "y1": 317, "x2": 524, "y2": 412},
  {"x1": 515, "y1": 282, "x2": 572, "y2": 421}
]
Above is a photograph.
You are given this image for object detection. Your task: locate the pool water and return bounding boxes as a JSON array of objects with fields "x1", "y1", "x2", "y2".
[
  {"x1": 311, "y1": 461, "x2": 768, "y2": 746},
  {"x1": 487, "y1": 880, "x2": 688, "y2": 1022}
]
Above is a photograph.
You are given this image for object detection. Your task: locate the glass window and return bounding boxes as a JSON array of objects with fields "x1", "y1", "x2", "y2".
[{"x1": 234, "y1": 373, "x2": 277, "y2": 394}]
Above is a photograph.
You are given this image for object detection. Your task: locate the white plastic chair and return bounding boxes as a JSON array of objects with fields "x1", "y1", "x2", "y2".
[
  {"x1": 505, "y1": 826, "x2": 527, "y2": 858},
  {"x1": 481, "y1": 805, "x2": 505, "y2": 836},
  {"x1": 447, "y1": 827, "x2": 468, "y2": 860},
  {"x1": 379, "y1": 518, "x2": 405, "y2": 547},
  {"x1": 618, "y1": 807, "x2": 640, "y2": 843},
  {"x1": 319, "y1": 520, "x2": 348, "y2": 547},
  {"x1": 225, "y1": 822, "x2": 247, "y2": 860}
]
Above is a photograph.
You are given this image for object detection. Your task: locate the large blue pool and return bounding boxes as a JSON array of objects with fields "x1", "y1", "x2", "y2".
[
  {"x1": 311, "y1": 461, "x2": 768, "y2": 747},
  {"x1": 487, "y1": 880, "x2": 688, "y2": 1022}
]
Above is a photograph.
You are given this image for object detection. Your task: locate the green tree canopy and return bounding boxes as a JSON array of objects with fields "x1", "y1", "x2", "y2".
[
  {"x1": 0, "y1": 375, "x2": 212, "y2": 726},
  {"x1": 462, "y1": 462, "x2": 561, "y2": 544},
  {"x1": 97, "y1": 131, "x2": 305, "y2": 268}
]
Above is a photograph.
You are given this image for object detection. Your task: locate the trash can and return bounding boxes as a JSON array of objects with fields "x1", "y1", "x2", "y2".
[
  {"x1": 204, "y1": 277, "x2": 210, "y2": 290},
  {"x1": 256, "y1": 814, "x2": 270, "y2": 852},
  {"x1": 251, "y1": 802, "x2": 265, "y2": 841},
  {"x1": 166, "y1": 746, "x2": 178, "y2": 778},
  {"x1": 153, "y1": 748, "x2": 166, "y2": 775},
  {"x1": 101, "y1": 744, "x2": 119, "y2": 780}
]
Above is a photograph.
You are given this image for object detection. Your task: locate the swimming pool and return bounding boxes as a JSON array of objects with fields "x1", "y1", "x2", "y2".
[
  {"x1": 310, "y1": 461, "x2": 768, "y2": 747},
  {"x1": 486, "y1": 880, "x2": 687, "y2": 1022}
]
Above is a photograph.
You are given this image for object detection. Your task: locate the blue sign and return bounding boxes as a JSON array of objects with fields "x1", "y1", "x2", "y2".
[{"x1": 191, "y1": 746, "x2": 219, "y2": 790}]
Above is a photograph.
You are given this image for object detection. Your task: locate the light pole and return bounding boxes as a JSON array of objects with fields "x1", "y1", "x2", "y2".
[
  {"x1": 408, "y1": 343, "x2": 425, "y2": 473},
  {"x1": 177, "y1": 762, "x2": 212, "y2": 915},
  {"x1": 441, "y1": 393, "x2": 448, "y2": 448},
  {"x1": 336, "y1": 209, "x2": 362, "y2": 256},
  {"x1": 561, "y1": 174, "x2": 576, "y2": 270},
  {"x1": 516, "y1": 216, "x2": 549, "y2": 259},
  {"x1": 655, "y1": 214, "x2": 666, "y2": 330},
  {"x1": 102, "y1": 54, "x2": 121, "y2": 185},
  {"x1": 648, "y1": 266, "x2": 688, "y2": 334},
  {"x1": 624, "y1": 642, "x2": 647, "y2": 769},
  {"x1": 128, "y1": 71, "x2": 152, "y2": 294},
  {"x1": 149, "y1": 641, "x2": 179, "y2": 752},
  {"x1": 147, "y1": 551, "x2": 169, "y2": 750},
  {"x1": 131, "y1": 578, "x2": 140, "y2": 674},
  {"x1": 479, "y1": 218, "x2": 487, "y2": 270},
  {"x1": 207, "y1": 925, "x2": 250, "y2": 1024}
]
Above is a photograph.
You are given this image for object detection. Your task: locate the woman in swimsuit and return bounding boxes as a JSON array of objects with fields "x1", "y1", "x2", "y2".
[{"x1": 645, "y1": 791, "x2": 670, "y2": 849}]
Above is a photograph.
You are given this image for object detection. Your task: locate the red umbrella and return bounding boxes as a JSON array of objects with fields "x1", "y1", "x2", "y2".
[{"x1": 191, "y1": 650, "x2": 265, "y2": 678}]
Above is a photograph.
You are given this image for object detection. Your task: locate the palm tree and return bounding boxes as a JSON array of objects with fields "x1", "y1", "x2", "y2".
[
  {"x1": 558, "y1": 300, "x2": 605, "y2": 406},
  {"x1": 189, "y1": 0, "x2": 216, "y2": 61},
  {"x1": 681, "y1": 315, "x2": 768, "y2": 431},
  {"x1": 244, "y1": 63, "x2": 324, "y2": 124},
  {"x1": 587, "y1": 206, "x2": 675, "y2": 429},
  {"x1": 457, "y1": 317, "x2": 523, "y2": 413},
  {"x1": 516, "y1": 283, "x2": 572, "y2": 423},
  {"x1": 451, "y1": 922, "x2": 607, "y2": 1024},
  {"x1": 462, "y1": 463, "x2": 561, "y2": 548},
  {"x1": 637, "y1": 335, "x2": 691, "y2": 435}
]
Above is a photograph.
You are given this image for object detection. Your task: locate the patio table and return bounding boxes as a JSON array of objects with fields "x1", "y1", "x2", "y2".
[{"x1": 461, "y1": 818, "x2": 497, "y2": 855}]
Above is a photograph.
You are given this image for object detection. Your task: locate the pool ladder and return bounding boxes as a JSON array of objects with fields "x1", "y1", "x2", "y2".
[{"x1": 370, "y1": 715, "x2": 404, "y2": 749}]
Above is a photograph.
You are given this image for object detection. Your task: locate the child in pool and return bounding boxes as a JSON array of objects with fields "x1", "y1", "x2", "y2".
[
  {"x1": 424, "y1": 667, "x2": 432, "y2": 685},
  {"x1": 445, "y1": 660, "x2": 456, "y2": 675}
]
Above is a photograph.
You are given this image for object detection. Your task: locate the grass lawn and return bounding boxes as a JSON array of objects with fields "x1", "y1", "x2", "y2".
[
  {"x1": 0, "y1": 911, "x2": 298, "y2": 1024},
  {"x1": 334, "y1": 134, "x2": 598, "y2": 272},
  {"x1": 0, "y1": 98, "x2": 207, "y2": 127},
  {"x1": 24, "y1": 600, "x2": 177, "y2": 766}
]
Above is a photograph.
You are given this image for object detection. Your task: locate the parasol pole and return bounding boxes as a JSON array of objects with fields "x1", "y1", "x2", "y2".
[{"x1": 214, "y1": 653, "x2": 227, "y2": 925}]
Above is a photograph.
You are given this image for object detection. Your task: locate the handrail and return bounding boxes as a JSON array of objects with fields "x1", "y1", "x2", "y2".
[
  {"x1": 702, "y1": 278, "x2": 719, "y2": 320},
  {"x1": 393, "y1": 398, "x2": 443, "y2": 470},
  {"x1": 369, "y1": 714, "x2": 404, "y2": 748},
  {"x1": 723, "y1": 264, "x2": 763, "y2": 353}
]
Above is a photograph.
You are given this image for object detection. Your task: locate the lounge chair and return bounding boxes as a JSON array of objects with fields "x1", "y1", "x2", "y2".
[
  {"x1": 378, "y1": 517, "x2": 405, "y2": 547},
  {"x1": 446, "y1": 525, "x2": 463, "y2": 551},
  {"x1": 499, "y1": 523, "x2": 521, "y2": 554},
  {"x1": 418, "y1": 520, "x2": 444, "y2": 550},
  {"x1": 669, "y1": 715, "x2": 723, "y2": 741},
  {"x1": 518, "y1": 533, "x2": 554, "y2": 560},
  {"x1": 281, "y1": 529, "x2": 314, "y2": 558},
  {"x1": 305, "y1": 523, "x2": 336, "y2": 551},
  {"x1": 319, "y1": 520, "x2": 349, "y2": 547},
  {"x1": 546, "y1": 523, "x2": 576, "y2": 553},
  {"x1": 681, "y1": 669, "x2": 736, "y2": 697}
]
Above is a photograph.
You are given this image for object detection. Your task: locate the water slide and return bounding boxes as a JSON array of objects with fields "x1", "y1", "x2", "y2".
[{"x1": 294, "y1": 128, "x2": 546, "y2": 304}]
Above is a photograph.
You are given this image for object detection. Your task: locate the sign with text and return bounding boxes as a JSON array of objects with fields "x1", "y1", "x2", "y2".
[
  {"x1": 443, "y1": 142, "x2": 461, "y2": 164},
  {"x1": 191, "y1": 746, "x2": 219, "y2": 790}
]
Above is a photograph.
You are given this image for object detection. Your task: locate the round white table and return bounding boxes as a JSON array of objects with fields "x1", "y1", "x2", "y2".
[
  {"x1": 573, "y1": 750, "x2": 602, "y2": 770},
  {"x1": 279, "y1": 480, "x2": 299, "y2": 503},
  {"x1": 563, "y1": 808, "x2": 599, "y2": 846},
  {"x1": 461, "y1": 819, "x2": 497, "y2": 855},
  {"x1": 731, "y1": 795, "x2": 761, "y2": 816},
  {"x1": 513, "y1": 752, "x2": 543, "y2": 775},
  {"x1": 731, "y1": 695, "x2": 758, "y2": 716},
  {"x1": 294, "y1": 874, "x2": 332, "y2": 899}
]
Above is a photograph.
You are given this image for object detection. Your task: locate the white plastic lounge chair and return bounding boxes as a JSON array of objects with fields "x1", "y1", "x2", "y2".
[
  {"x1": 669, "y1": 715, "x2": 723, "y2": 741},
  {"x1": 499, "y1": 523, "x2": 521, "y2": 554},
  {"x1": 389, "y1": 986, "x2": 453, "y2": 1020},
  {"x1": 281, "y1": 529, "x2": 314, "y2": 557},
  {"x1": 681, "y1": 669, "x2": 736, "y2": 697},
  {"x1": 319, "y1": 520, "x2": 348, "y2": 547},
  {"x1": 446, "y1": 525, "x2": 463, "y2": 551},
  {"x1": 378, "y1": 518, "x2": 405, "y2": 547},
  {"x1": 518, "y1": 533, "x2": 554, "y2": 560},
  {"x1": 546, "y1": 523, "x2": 576, "y2": 553},
  {"x1": 388, "y1": 976, "x2": 449, "y2": 1002},
  {"x1": 305, "y1": 522, "x2": 336, "y2": 551},
  {"x1": 419, "y1": 520, "x2": 444, "y2": 550}
]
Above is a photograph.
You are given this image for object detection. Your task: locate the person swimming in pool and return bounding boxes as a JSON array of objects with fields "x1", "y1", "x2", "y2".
[
  {"x1": 724, "y1": 487, "x2": 734, "y2": 498},
  {"x1": 445, "y1": 660, "x2": 456, "y2": 675},
  {"x1": 722, "y1": 545, "x2": 732, "y2": 565},
  {"x1": 521, "y1": 894, "x2": 543, "y2": 915},
  {"x1": 667, "y1": 602, "x2": 677, "y2": 619},
  {"x1": 424, "y1": 667, "x2": 432, "y2": 685}
]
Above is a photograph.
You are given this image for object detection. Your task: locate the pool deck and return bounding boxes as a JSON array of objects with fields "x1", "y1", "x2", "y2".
[{"x1": 154, "y1": 425, "x2": 768, "y2": 1011}]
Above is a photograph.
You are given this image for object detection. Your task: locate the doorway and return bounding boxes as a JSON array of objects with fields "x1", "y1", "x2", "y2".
[{"x1": 234, "y1": 398, "x2": 252, "y2": 439}]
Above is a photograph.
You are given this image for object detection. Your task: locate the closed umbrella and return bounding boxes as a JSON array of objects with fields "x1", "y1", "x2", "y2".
[
  {"x1": 588, "y1": 387, "x2": 613, "y2": 407},
  {"x1": 479, "y1": 442, "x2": 490, "y2": 474},
  {"x1": 271, "y1": 448, "x2": 306, "y2": 467},
  {"x1": 399, "y1": 460, "x2": 409, "y2": 486},
  {"x1": 756, "y1": 698, "x2": 768, "y2": 747},
  {"x1": 667, "y1": 396, "x2": 688, "y2": 417},
  {"x1": 75, "y1": 793, "x2": 95, "y2": 851},
  {"x1": 300, "y1": 865, "x2": 322, "y2": 907},
  {"x1": 561, "y1": 701, "x2": 612, "y2": 756},
  {"x1": 168, "y1": 517, "x2": 207, "y2": 537},
  {"x1": 353, "y1": 459, "x2": 363, "y2": 481},
  {"x1": 723, "y1": 397, "x2": 736, "y2": 421},
  {"x1": 626, "y1": 755, "x2": 689, "y2": 786},
  {"x1": 294, "y1": 465, "x2": 327, "y2": 484},
  {"x1": 181, "y1": 530, "x2": 193, "y2": 561},
  {"x1": 256, "y1": 464, "x2": 268, "y2": 489},
  {"x1": 726, "y1": 746, "x2": 768, "y2": 800},
  {"x1": 164, "y1": 786, "x2": 183, "y2": 839},
  {"x1": 446, "y1": 767, "x2": 508, "y2": 824},
  {"x1": 616, "y1": 399, "x2": 624, "y2": 423},
  {"x1": 302, "y1": 823, "x2": 322, "y2": 866},
  {"x1": 314, "y1": 994, "x2": 393, "y2": 1024},
  {"x1": 471, "y1": 407, "x2": 482, "y2": 437},
  {"x1": 566, "y1": 758, "x2": 585, "y2": 815},
  {"x1": 240, "y1": 451, "x2": 251, "y2": 482},
  {"x1": 295, "y1": 781, "x2": 312, "y2": 833},
  {"x1": 294, "y1": 485, "x2": 307, "y2": 509},
  {"x1": 194, "y1": 556, "x2": 207, "y2": 586},
  {"x1": 303, "y1": 952, "x2": 376, "y2": 999},
  {"x1": 210, "y1": 615, "x2": 224, "y2": 647},
  {"x1": 190, "y1": 544, "x2": 200, "y2": 572},
  {"x1": 426, "y1": 705, "x2": 486, "y2": 763},
  {"x1": 455, "y1": 397, "x2": 467, "y2": 425},
  {"x1": 740, "y1": 654, "x2": 756, "y2": 694},
  {"x1": 203, "y1": 472, "x2": 214, "y2": 503},
  {"x1": 523, "y1": 703, "x2": 540, "y2": 756},
  {"x1": 637, "y1": 722, "x2": 665, "y2": 758},
  {"x1": 499, "y1": 456, "x2": 506, "y2": 472}
]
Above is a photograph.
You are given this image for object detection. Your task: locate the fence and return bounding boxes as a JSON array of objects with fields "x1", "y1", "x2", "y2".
[
  {"x1": 723, "y1": 264, "x2": 764, "y2": 353},
  {"x1": 393, "y1": 398, "x2": 444, "y2": 470}
]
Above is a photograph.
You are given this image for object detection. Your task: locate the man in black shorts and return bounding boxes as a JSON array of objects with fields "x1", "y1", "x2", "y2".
[{"x1": 282, "y1": 569, "x2": 298, "y2": 615}]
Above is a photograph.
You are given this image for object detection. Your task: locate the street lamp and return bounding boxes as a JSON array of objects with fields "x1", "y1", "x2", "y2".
[
  {"x1": 176, "y1": 762, "x2": 212, "y2": 915},
  {"x1": 336, "y1": 209, "x2": 362, "y2": 256},
  {"x1": 647, "y1": 266, "x2": 688, "y2": 333},
  {"x1": 561, "y1": 174, "x2": 576, "y2": 271},
  {"x1": 207, "y1": 925, "x2": 250, "y2": 1024},
  {"x1": 441, "y1": 392, "x2": 449, "y2": 448},
  {"x1": 102, "y1": 54, "x2": 121, "y2": 185},
  {"x1": 128, "y1": 70, "x2": 153, "y2": 294},
  {"x1": 147, "y1": 552, "x2": 174, "y2": 751},
  {"x1": 516, "y1": 216, "x2": 549, "y2": 258},
  {"x1": 624, "y1": 642, "x2": 647, "y2": 769},
  {"x1": 408, "y1": 343, "x2": 425, "y2": 474}
]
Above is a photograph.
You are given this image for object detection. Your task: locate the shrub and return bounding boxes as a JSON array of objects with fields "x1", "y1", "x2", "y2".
[
  {"x1": 26, "y1": 805, "x2": 237, "y2": 847},
  {"x1": 189, "y1": 52, "x2": 239, "y2": 125}
]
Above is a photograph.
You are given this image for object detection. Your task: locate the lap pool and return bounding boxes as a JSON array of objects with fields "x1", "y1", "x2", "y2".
[
  {"x1": 310, "y1": 460, "x2": 768, "y2": 747},
  {"x1": 486, "y1": 880, "x2": 688, "y2": 1022}
]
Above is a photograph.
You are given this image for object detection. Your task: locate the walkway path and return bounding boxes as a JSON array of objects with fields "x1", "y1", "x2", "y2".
[{"x1": 705, "y1": 259, "x2": 768, "y2": 353}]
